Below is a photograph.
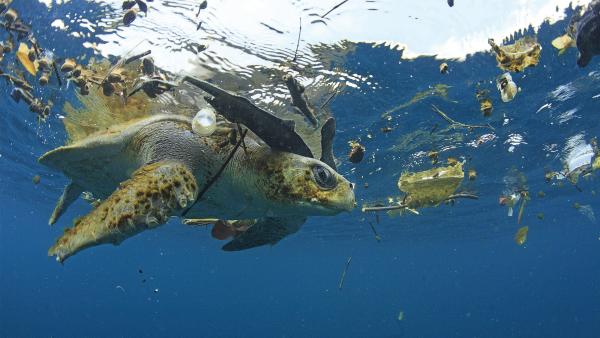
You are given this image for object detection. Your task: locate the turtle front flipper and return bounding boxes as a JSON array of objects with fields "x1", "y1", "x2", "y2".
[
  {"x1": 221, "y1": 217, "x2": 306, "y2": 251},
  {"x1": 49, "y1": 182, "x2": 84, "y2": 225},
  {"x1": 48, "y1": 161, "x2": 198, "y2": 263}
]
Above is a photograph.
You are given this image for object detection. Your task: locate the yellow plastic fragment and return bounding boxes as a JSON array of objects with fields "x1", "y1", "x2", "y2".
[
  {"x1": 514, "y1": 226, "x2": 528, "y2": 246},
  {"x1": 551, "y1": 34, "x2": 575, "y2": 55},
  {"x1": 16, "y1": 43, "x2": 38, "y2": 76},
  {"x1": 398, "y1": 162, "x2": 464, "y2": 209},
  {"x1": 592, "y1": 156, "x2": 600, "y2": 171}
]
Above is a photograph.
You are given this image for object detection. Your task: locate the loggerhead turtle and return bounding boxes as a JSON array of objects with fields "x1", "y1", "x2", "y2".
[{"x1": 40, "y1": 77, "x2": 355, "y2": 263}]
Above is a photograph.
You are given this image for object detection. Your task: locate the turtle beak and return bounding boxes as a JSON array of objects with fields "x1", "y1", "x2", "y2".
[
  {"x1": 341, "y1": 181, "x2": 356, "y2": 212},
  {"x1": 320, "y1": 179, "x2": 355, "y2": 214},
  {"x1": 350, "y1": 182, "x2": 357, "y2": 211}
]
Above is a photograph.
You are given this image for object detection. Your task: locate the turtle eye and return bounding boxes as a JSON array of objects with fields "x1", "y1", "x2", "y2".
[{"x1": 312, "y1": 165, "x2": 337, "y2": 190}]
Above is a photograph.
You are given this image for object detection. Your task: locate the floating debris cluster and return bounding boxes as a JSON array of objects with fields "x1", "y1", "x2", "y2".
[
  {"x1": 2, "y1": 0, "x2": 599, "y2": 271},
  {"x1": 488, "y1": 36, "x2": 542, "y2": 72},
  {"x1": 0, "y1": 4, "x2": 54, "y2": 120},
  {"x1": 122, "y1": 0, "x2": 150, "y2": 26},
  {"x1": 357, "y1": 1, "x2": 600, "y2": 251}
]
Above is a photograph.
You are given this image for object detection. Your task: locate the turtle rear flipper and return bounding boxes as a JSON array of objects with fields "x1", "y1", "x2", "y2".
[
  {"x1": 49, "y1": 182, "x2": 84, "y2": 225},
  {"x1": 222, "y1": 217, "x2": 306, "y2": 251},
  {"x1": 48, "y1": 161, "x2": 198, "y2": 263}
]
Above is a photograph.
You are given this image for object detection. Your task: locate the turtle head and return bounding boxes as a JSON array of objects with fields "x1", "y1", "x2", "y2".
[{"x1": 255, "y1": 152, "x2": 356, "y2": 216}]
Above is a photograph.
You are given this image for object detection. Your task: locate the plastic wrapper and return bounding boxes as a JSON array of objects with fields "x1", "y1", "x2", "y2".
[{"x1": 397, "y1": 162, "x2": 464, "y2": 209}]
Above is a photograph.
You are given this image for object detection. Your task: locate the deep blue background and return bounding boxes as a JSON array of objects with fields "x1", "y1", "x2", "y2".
[{"x1": 1, "y1": 1, "x2": 600, "y2": 337}]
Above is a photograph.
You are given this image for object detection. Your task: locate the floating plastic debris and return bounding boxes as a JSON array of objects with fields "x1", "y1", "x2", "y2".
[
  {"x1": 480, "y1": 98, "x2": 493, "y2": 116},
  {"x1": 283, "y1": 74, "x2": 318, "y2": 127},
  {"x1": 368, "y1": 221, "x2": 381, "y2": 242},
  {"x1": 398, "y1": 161, "x2": 465, "y2": 209},
  {"x1": 514, "y1": 226, "x2": 529, "y2": 246},
  {"x1": 428, "y1": 151, "x2": 439, "y2": 165},
  {"x1": 496, "y1": 72, "x2": 518, "y2": 102},
  {"x1": 348, "y1": 140, "x2": 365, "y2": 163},
  {"x1": 476, "y1": 87, "x2": 493, "y2": 117},
  {"x1": 499, "y1": 193, "x2": 520, "y2": 217},
  {"x1": 593, "y1": 156, "x2": 600, "y2": 171},
  {"x1": 431, "y1": 105, "x2": 494, "y2": 130},
  {"x1": 123, "y1": 5, "x2": 140, "y2": 26},
  {"x1": 488, "y1": 36, "x2": 542, "y2": 72},
  {"x1": 338, "y1": 256, "x2": 352, "y2": 290},
  {"x1": 192, "y1": 107, "x2": 217, "y2": 136},
  {"x1": 561, "y1": 136, "x2": 596, "y2": 185},
  {"x1": 517, "y1": 191, "x2": 529, "y2": 224},
  {"x1": 16, "y1": 43, "x2": 37, "y2": 75},
  {"x1": 60, "y1": 59, "x2": 76, "y2": 73},
  {"x1": 468, "y1": 169, "x2": 477, "y2": 181},
  {"x1": 439, "y1": 62, "x2": 449, "y2": 74},
  {"x1": 576, "y1": 204, "x2": 596, "y2": 223},
  {"x1": 382, "y1": 84, "x2": 454, "y2": 117},
  {"x1": 551, "y1": 34, "x2": 576, "y2": 55}
]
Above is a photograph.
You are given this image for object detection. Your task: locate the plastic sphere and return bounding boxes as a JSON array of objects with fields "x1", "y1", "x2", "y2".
[{"x1": 192, "y1": 107, "x2": 217, "y2": 136}]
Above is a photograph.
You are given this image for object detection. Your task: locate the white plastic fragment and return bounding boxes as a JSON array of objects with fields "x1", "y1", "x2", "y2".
[{"x1": 497, "y1": 72, "x2": 518, "y2": 102}]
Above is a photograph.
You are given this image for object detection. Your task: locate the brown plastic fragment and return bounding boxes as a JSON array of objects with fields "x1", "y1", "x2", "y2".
[{"x1": 348, "y1": 141, "x2": 365, "y2": 163}]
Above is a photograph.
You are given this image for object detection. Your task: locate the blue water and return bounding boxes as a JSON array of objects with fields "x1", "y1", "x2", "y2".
[{"x1": 1, "y1": 1, "x2": 600, "y2": 337}]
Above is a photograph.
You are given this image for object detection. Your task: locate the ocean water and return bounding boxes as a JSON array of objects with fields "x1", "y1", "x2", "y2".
[{"x1": 1, "y1": 1, "x2": 600, "y2": 337}]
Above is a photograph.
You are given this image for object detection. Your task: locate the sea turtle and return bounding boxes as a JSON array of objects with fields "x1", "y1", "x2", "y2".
[
  {"x1": 575, "y1": 0, "x2": 600, "y2": 67},
  {"x1": 488, "y1": 36, "x2": 541, "y2": 72},
  {"x1": 40, "y1": 77, "x2": 355, "y2": 263}
]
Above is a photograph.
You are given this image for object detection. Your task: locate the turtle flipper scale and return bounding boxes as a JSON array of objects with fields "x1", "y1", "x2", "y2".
[{"x1": 48, "y1": 161, "x2": 198, "y2": 263}]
